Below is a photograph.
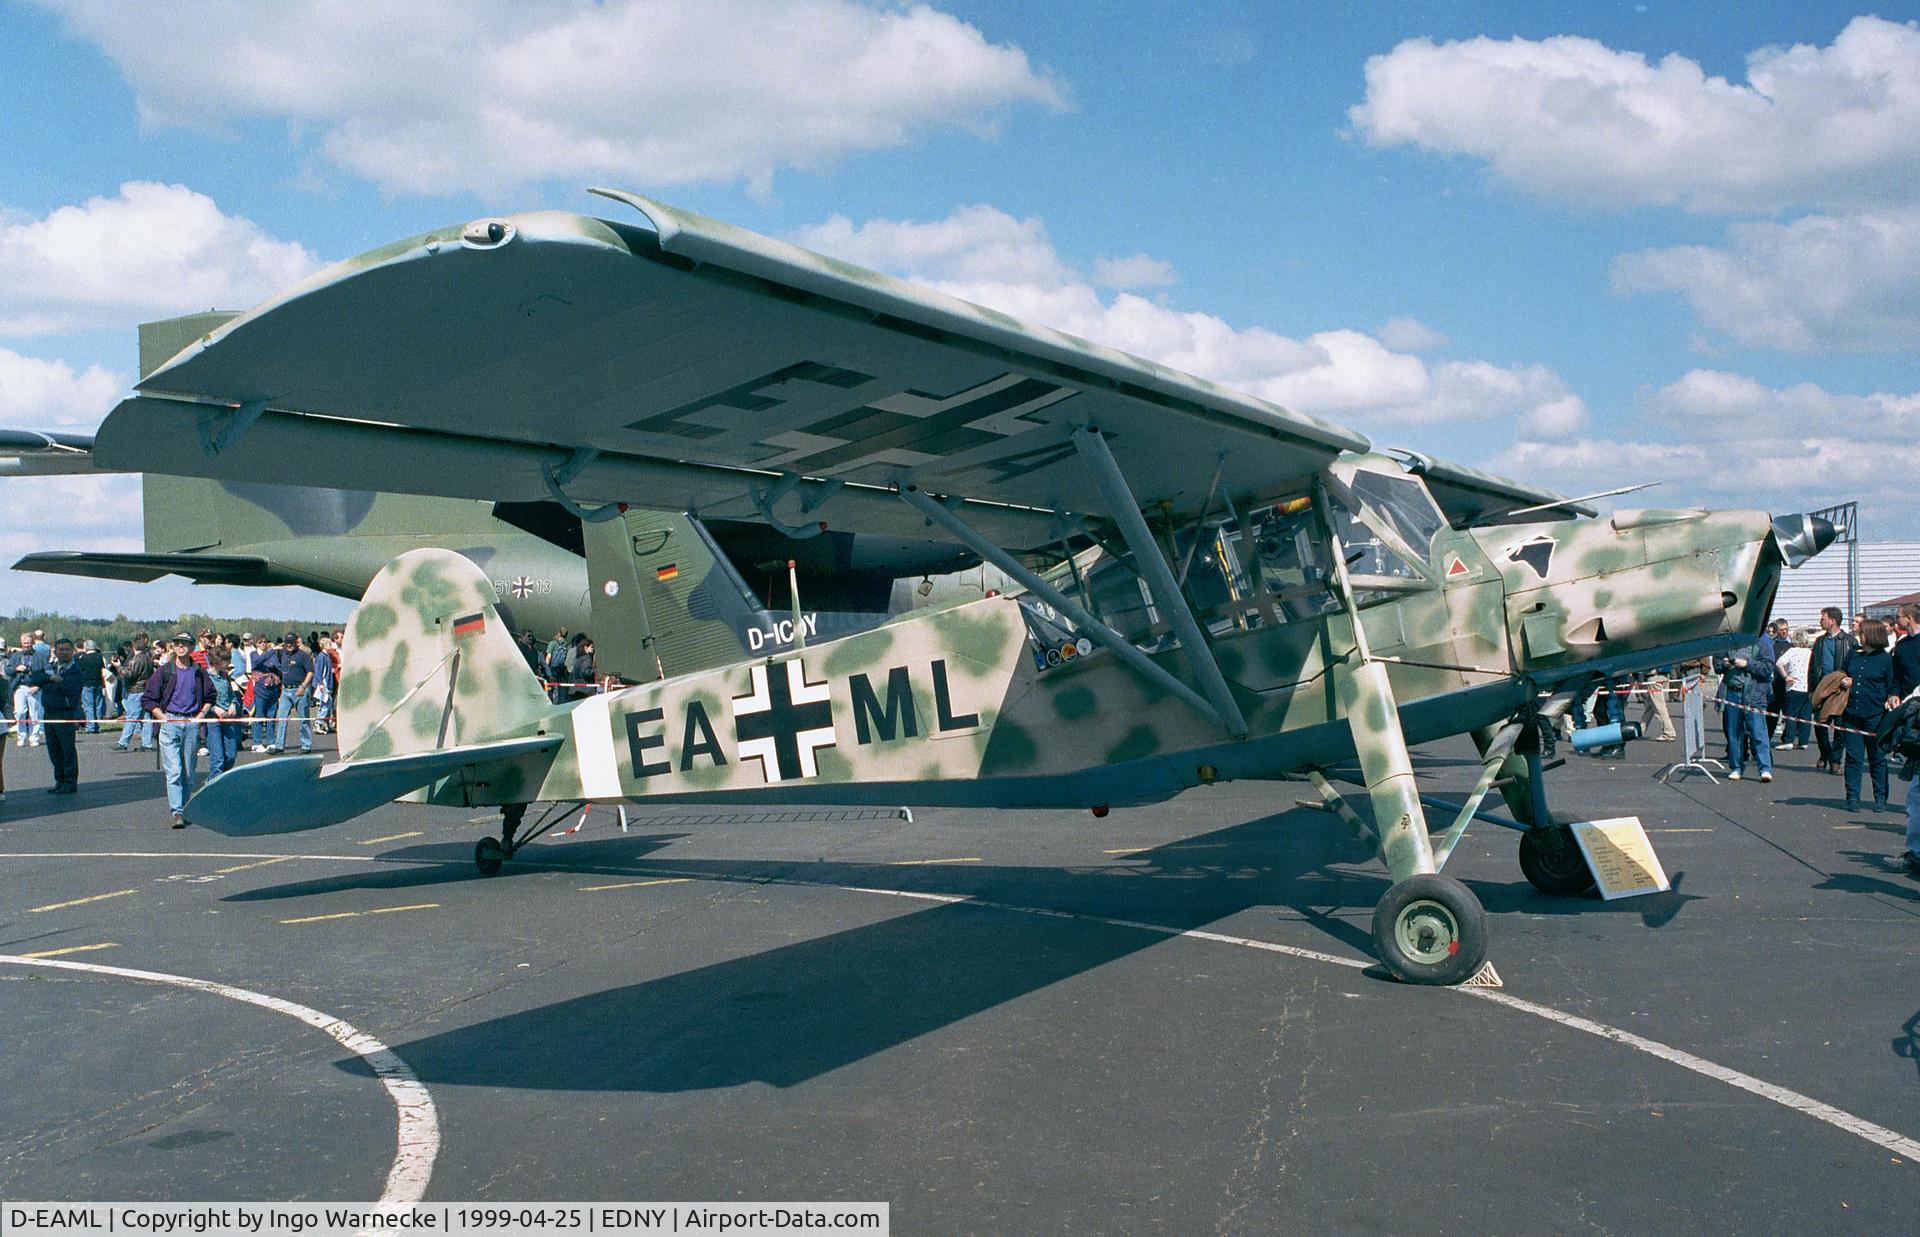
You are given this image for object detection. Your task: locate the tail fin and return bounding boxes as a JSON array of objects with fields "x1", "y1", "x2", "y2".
[
  {"x1": 337, "y1": 548, "x2": 554, "y2": 762},
  {"x1": 584, "y1": 508, "x2": 777, "y2": 678},
  {"x1": 186, "y1": 548, "x2": 560, "y2": 835}
]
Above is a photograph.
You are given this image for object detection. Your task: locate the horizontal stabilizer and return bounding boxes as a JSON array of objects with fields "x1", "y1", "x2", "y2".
[
  {"x1": 185, "y1": 734, "x2": 563, "y2": 835},
  {"x1": 13, "y1": 550, "x2": 275, "y2": 585}
]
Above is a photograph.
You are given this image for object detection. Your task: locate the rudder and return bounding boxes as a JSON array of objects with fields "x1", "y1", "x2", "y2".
[{"x1": 337, "y1": 548, "x2": 553, "y2": 763}]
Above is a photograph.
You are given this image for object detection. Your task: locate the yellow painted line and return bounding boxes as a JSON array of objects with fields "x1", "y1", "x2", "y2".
[
  {"x1": 889, "y1": 857, "x2": 982, "y2": 866},
  {"x1": 467, "y1": 815, "x2": 496, "y2": 824},
  {"x1": 19, "y1": 943, "x2": 119, "y2": 958},
  {"x1": 28, "y1": 889, "x2": 137, "y2": 914},
  {"x1": 1104, "y1": 847, "x2": 1149, "y2": 855},
  {"x1": 1833, "y1": 824, "x2": 1867, "y2": 830},
  {"x1": 213, "y1": 856, "x2": 296, "y2": 874},
  {"x1": 579, "y1": 878, "x2": 690, "y2": 892},
  {"x1": 279, "y1": 903, "x2": 438, "y2": 925},
  {"x1": 359, "y1": 832, "x2": 424, "y2": 846},
  {"x1": 1164, "y1": 843, "x2": 1228, "y2": 850}
]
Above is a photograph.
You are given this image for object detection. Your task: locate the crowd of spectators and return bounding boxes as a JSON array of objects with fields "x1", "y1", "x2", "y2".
[
  {"x1": 1, "y1": 626, "x2": 345, "y2": 826},
  {"x1": 2, "y1": 622, "x2": 599, "y2": 825}
]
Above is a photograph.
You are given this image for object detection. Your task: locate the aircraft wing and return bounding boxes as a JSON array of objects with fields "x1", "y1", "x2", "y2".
[
  {"x1": 0, "y1": 428, "x2": 103, "y2": 477},
  {"x1": 94, "y1": 193, "x2": 1370, "y2": 552},
  {"x1": 12, "y1": 550, "x2": 276, "y2": 586}
]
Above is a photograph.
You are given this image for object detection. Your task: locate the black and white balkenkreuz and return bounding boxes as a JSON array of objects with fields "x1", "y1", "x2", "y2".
[{"x1": 732, "y1": 660, "x2": 838, "y2": 783}]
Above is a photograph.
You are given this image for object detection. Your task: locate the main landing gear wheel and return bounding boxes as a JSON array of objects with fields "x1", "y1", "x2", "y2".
[
  {"x1": 1518, "y1": 825, "x2": 1597, "y2": 895},
  {"x1": 1371, "y1": 873, "x2": 1488, "y2": 985},
  {"x1": 474, "y1": 837, "x2": 507, "y2": 877}
]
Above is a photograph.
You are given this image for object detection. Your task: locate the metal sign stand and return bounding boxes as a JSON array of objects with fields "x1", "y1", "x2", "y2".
[{"x1": 1655, "y1": 673, "x2": 1723, "y2": 783}]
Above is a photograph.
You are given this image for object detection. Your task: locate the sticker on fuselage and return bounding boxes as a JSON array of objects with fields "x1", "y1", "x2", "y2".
[{"x1": 1505, "y1": 535, "x2": 1556, "y2": 580}]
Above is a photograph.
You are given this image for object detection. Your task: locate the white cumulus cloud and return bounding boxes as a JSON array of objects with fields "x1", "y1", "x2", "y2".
[
  {"x1": 0, "y1": 182, "x2": 319, "y2": 336},
  {"x1": 791, "y1": 204, "x2": 1584, "y2": 439},
  {"x1": 1350, "y1": 16, "x2": 1920, "y2": 213},
  {"x1": 1495, "y1": 370, "x2": 1920, "y2": 524},
  {"x1": 36, "y1": 0, "x2": 1066, "y2": 197},
  {"x1": 0, "y1": 348, "x2": 124, "y2": 425},
  {"x1": 1375, "y1": 316, "x2": 1448, "y2": 353},
  {"x1": 1613, "y1": 207, "x2": 1920, "y2": 352}
]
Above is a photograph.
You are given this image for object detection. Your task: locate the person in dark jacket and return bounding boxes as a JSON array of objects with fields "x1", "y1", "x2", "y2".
[
  {"x1": 1840, "y1": 618, "x2": 1896, "y2": 813},
  {"x1": 1891, "y1": 604, "x2": 1920, "y2": 699},
  {"x1": 142, "y1": 633, "x2": 216, "y2": 828},
  {"x1": 28, "y1": 638, "x2": 85, "y2": 793},
  {"x1": 1809, "y1": 607, "x2": 1856, "y2": 773},
  {"x1": 1718, "y1": 637, "x2": 1777, "y2": 781}
]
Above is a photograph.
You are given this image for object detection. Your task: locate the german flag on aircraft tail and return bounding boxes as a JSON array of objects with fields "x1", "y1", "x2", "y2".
[
  {"x1": 452, "y1": 612, "x2": 486, "y2": 639},
  {"x1": 655, "y1": 563, "x2": 680, "y2": 581}
]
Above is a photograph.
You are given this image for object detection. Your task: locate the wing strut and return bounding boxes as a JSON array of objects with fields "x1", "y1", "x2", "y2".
[
  {"x1": 898, "y1": 485, "x2": 1230, "y2": 732},
  {"x1": 1070, "y1": 428, "x2": 1248, "y2": 738}
]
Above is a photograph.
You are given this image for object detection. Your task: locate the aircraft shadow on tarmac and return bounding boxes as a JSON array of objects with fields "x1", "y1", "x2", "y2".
[{"x1": 322, "y1": 811, "x2": 1698, "y2": 1095}]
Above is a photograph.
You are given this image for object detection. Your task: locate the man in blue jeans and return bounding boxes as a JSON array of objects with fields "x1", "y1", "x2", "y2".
[
  {"x1": 249, "y1": 633, "x2": 281, "y2": 752},
  {"x1": 115, "y1": 634, "x2": 155, "y2": 751},
  {"x1": 270, "y1": 632, "x2": 314, "y2": 755},
  {"x1": 141, "y1": 633, "x2": 215, "y2": 828}
]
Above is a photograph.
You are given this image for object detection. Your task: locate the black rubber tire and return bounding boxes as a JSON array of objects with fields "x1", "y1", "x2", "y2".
[
  {"x1": 1371, "y1": 873, "x2": 1488, "y2": 985},
  {"x1": 474, "y1": 837, "x2": 506, "y2": 877},
  {"x1": 1518, "y1": 825, "x2": 1597, "y2": 895}
]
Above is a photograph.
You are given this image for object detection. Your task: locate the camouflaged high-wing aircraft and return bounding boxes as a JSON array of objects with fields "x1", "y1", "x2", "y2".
[{"x1": 92, "y1": 192, "x2": 1836, "y2": 984}]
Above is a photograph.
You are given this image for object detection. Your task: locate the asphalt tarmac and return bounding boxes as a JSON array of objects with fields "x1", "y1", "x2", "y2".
[{"x1": 2, "y1": 725, "x2": 1916, "y2": 1232}]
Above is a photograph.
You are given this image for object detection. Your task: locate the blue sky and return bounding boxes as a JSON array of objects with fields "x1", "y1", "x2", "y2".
[{"x1": 2, "y1": 0, "x2": 1917, "y2": 620}]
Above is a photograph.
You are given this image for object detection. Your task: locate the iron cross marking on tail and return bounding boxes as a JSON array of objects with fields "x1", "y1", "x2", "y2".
[{"x1": 733, "y1": 660, "x2": 837, "y2": 783}]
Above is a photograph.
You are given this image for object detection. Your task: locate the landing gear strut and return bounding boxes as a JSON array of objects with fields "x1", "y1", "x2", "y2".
[{"x1": 1473, "y1": 711, "x2": 1598, "y2": 897}]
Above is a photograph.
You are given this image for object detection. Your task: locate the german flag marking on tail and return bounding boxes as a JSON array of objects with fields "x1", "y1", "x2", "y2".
[
  {"x1": 655, "y1": 563, "x2": 680, "y2": 581},
  {"x1": 452, "y1": 612, "x2": 486, "y2": 639}
]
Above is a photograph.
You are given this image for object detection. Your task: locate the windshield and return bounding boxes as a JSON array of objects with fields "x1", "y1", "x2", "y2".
[{"x1": 1348, "y1": 469, "x2": 1446, "y2": 559}]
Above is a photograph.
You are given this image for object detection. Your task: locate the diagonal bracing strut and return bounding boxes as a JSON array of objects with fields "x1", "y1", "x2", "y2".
[
  {"x1": 1069, "y1": 427, "x2": 1248, "y2": 738},
  {"x1": 898, "y1": 484, "x2": 1233, "y2": 733}
]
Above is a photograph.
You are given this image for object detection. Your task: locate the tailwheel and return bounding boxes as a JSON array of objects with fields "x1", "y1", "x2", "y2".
[
  {"x1": 1518, "y1": 825, "x2": 1597, "y2": 895},
  {"x1": 1372, "y1": 873, "x2": 1488, "y2": 985},
  {"x1": 474, "y1": 837, "x2": 507, "y2": 877}
]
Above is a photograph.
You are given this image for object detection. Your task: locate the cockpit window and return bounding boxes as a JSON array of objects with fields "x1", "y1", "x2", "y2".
[
  {"x1": 1328, "y1": 492, "x2": 1424, "y2": 586},
  {"x1": 1348, "y1": 470, "x2": 1446, "y2": 559}
]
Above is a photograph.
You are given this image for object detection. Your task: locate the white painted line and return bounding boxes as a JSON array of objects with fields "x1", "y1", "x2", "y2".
[
  {"x1": 360, "y1": 832, "x2": 424, "y2": 846},
  {"x1": 0, "y1": 851, "x2": 381, "y2": 863},
  {"x1": 0, "y1": 954, "x2": 439, "y2": 1203},
  {"x1": 888, "y1": 856, "x2": 981, "y2": 866},
  {"x1": 1459, "y1": 986, "x2": 1920, "y2": 1162}
]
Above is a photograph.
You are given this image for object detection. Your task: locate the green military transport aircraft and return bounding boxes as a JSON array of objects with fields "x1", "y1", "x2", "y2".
[{"x1": 88, "y1": 193, "x2": 1835, "y2": 984}]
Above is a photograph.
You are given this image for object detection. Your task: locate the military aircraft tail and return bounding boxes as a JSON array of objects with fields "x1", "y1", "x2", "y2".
[
  {"x1": 186, "y1": 549, "x2": 563, "y2": 834},
  {"x1": 584, "y1": 506, "x2": 822, "y2": 679}
]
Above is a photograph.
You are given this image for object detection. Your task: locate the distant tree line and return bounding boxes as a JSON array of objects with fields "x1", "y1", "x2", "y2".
[{"x1": 3, "y1": 609, "x2": 345, "y2": 650}]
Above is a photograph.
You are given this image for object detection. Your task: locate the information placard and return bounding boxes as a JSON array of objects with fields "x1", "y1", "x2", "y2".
[{"x1": 1570, "y1": 816, "x2": 1670, "y2": 900}]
